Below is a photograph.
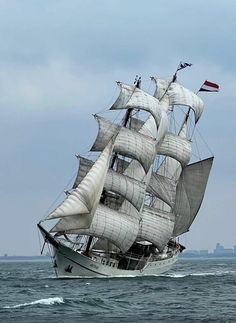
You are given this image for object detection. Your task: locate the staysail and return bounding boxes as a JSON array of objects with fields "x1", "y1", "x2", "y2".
[
  {"x1": 173, "y1": 157, "x2": 214, "y2": 236},
  {"x1": 47, "y1": 140, "x2": 114, "y2": 229}
]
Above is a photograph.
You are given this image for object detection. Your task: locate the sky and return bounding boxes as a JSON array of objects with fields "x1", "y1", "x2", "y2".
[{"x1": 0, "y1": 0, "x2": 235, "y2": 255}]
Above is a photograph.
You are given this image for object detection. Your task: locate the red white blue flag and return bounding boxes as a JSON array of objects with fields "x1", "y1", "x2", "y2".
[{"x1": 199, "y1": 80, "x2": 219, "y2": 92}]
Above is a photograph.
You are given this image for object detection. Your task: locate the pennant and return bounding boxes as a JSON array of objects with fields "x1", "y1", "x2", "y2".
[
  {"x1": 199, "y1": 80, "x2": 219, "y2": 92},
  {"x1": 177, "y1": 62, "x2": 192, "y2": 71}
]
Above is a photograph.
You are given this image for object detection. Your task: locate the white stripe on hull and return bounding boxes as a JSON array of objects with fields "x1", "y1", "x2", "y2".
[{"x1": 53, "y1": 244, "x2": 179, "y2": 278}]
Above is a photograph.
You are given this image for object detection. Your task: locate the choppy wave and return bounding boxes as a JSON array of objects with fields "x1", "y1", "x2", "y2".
[
  {"x1": 1, "y1": 260, "x2": 236, "y2": 321},
  {"x1": 3, "y1": 297, "x2": 64, "y2": 309},
  {"x1": 163, "y1": 270, "x2": 236, "y2": 278}
]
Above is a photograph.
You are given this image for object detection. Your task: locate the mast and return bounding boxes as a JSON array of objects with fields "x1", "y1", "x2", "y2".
[
  {"x1": 110, "y1": 76, "x2": 141, "y2": 169},
  {"x1": 123, "y1": 75, "x2": 141, "y2": 127},
  {"x1": 84, "y1": 236, "x2": 93, "y2": 256}
]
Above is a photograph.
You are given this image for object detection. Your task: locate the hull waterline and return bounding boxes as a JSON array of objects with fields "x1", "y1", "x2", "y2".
[{"x1": 53, "y1": 243, "x2": 179, "y2": 278}]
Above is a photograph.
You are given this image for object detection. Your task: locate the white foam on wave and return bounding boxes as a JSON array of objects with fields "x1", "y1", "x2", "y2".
[
  {"x1": 3, "y1": 297, "x2": 64, "y2": 309},
  {"x1": 162, "y1": 273, "x2": 186, "y2": 278},
  {"x1": 163, "y1": 270, "x2": 236, "y2": 278}
]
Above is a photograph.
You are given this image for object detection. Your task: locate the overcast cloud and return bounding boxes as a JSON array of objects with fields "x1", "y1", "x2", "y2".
[{"x1": 0, "y1": 0, "x2": 235, "y2": 255}]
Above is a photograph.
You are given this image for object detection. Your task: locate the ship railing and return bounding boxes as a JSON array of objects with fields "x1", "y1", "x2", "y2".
[
  {"x1": 123, "y1": 252, "x2": 149, "y2": 261},
  {"x1": 91, "y1": 249, "x2": 147, "y2": 261}
]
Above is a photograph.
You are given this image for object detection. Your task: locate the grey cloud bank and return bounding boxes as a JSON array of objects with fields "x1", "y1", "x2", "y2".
[{"x1": 0, "y1": 0, "x2": 235, "y2": 255}]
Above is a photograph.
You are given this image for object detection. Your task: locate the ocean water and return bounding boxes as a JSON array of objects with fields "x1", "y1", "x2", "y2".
[{"x1": 0, "y1": 258, "x2": 236, "y2": 323}]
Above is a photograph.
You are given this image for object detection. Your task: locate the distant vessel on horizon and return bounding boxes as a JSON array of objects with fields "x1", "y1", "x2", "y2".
[{"x1": 38, "y1": 65, "x2": 214, "y2": 278}]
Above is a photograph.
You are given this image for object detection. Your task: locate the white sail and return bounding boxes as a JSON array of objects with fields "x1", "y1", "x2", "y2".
[
  {"x1": 111, "y1": 83, "x2": 135, "y2": 110},
  {"x1": 114, "y1": 130, "x2": 156, "y2": 172},
  {"x1": 105, "y1": 170, "x2": 146, "y2": 211},
  {"x1": 168, "y1": 82, "x2": 204, "y2": 123},
  {"x1": 119, "y1": 199, "x2": 141, "y2": 220},
  {"x1": 73, "y1": 156, "x2": 145, "y2": 211},
  {"x1": 116, "y1": 157, "x2": 130, "y2": 173},
  {"x1": 172, "y1": 179, "x2": 191, "y2": 237},
  {"x1": 47, "y1": 141, "x2": 114, "y2": 227},
  {"x1": 90, "y1": 115, "x2": 120, "y2": 152},
  {"x1": 129, "y1": 117, "x2": 145, "y2": 132},
  {"x1": 173, "y1": 157, "x2": 214, "y2": 237},
  {"x1": 137, "y1": 206, "x2": 175, "y2": 252},
  {"x1": 122, "y1": 116, "x2": 157, "y2": 182},
  {"x1": 147, "y1": 172, "x2": 176, "y2": 208},
  {"x1": 51, "y1": 204, "x2": 140, "y2": 253},
  {"x1": 91, "y1": 116, "x2": 156, "y2": 173},
  {"x1": 156, "y1": 120, "x2": 188, "y2": 181},
  {"x1": 151, "y1": 77, "x2": 169, "y2": 100},
  {"x1": 152, "y1": 77, "x2": 204, "y2": 123},
  {"x1": 157, "y1": 132, "x2": 191, "y2": 166},
  {"x1": 138, "y1": 115, "x2": 158, "y2": 139},
  {"x1": 73, "y1": 156, "x2": 94, "y2": 188},
  {"x1": 153, "y1": 118, "x2": 189, "y2": 211},
  {"x1": 110, "y1": 83, "x2": 168, "y2": 144}
]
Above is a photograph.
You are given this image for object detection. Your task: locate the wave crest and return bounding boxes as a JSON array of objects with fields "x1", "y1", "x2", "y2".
[
  {"x1": 163, "y1": 270, "x2": 236, "y2": 278},
  {"x1": 4, "y1": 297, "x2": 64, "y2": 309}
]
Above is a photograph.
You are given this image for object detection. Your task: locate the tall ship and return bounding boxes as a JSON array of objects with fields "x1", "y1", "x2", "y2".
[{"x1": 38, "y1": 65, "x2": 215, "y2": 278}]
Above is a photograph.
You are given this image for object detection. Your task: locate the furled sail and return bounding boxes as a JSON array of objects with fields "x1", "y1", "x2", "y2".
[
  {"x1": 91, "y1": 116, "x2": 156, "y2": 173},
  {"x1": 51, "y1": 204, "x2": 140, "y2": 253},
  {"x1": 137, "y1": 205, "x2": 175, "y2": 252},
  {"x1": 173, "y1": 157, "x2": 214, "y2": 237},
  {"x1": 47, "y1": 140, "x2": 114, "y2": 229},
  {"x1": 151, "y1": 77, "x2": 204, "y2": 123}
]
